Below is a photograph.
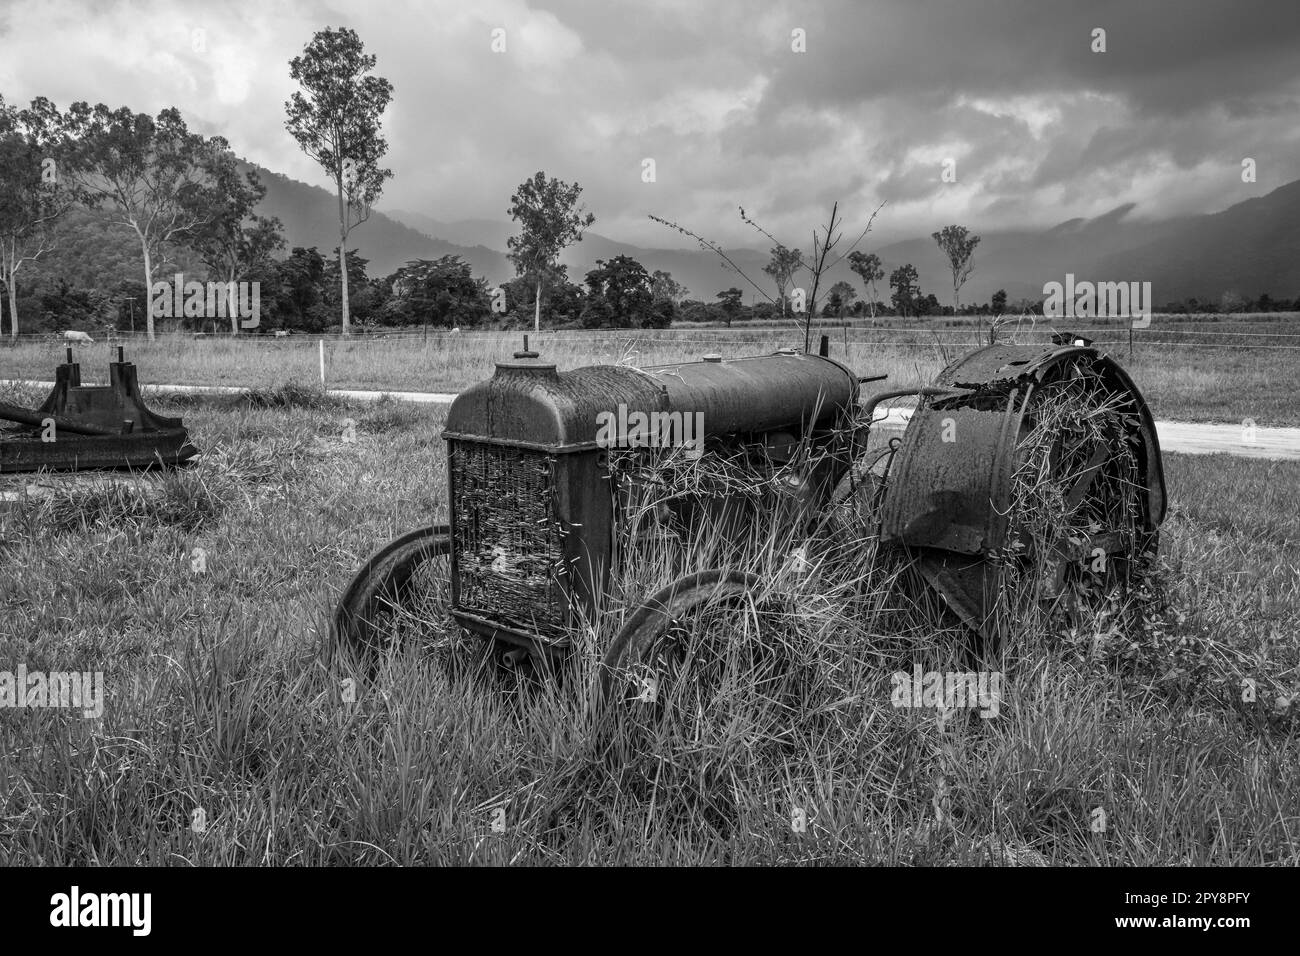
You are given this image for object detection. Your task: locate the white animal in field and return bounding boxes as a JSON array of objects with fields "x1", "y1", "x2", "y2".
[
  {"x1": 273, "y1": 330, "x2": 290, "y2": 337},
  {"x1": 62, "y1": 330, "x2": 94, "y2": 344},
  {"x1": 449, "y1": 327, "x2": 460, "y2": 334}
]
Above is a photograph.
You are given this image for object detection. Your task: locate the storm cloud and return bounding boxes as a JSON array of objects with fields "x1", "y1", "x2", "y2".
[{"x1": 1, "y1": 0, "x2": 1296, "y2": 248}]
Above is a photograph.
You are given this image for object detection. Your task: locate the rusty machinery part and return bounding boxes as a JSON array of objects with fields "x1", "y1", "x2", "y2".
[
  {"x1": 597, "y1": 569, "x2": 769, "y2": 712},
  {"x1": 0, "y1": 347, "x2": 197, "y2": 473},
  {"x1": 877, "y1": 343, "x2": 1166, "y2": 641},
  {"x1": 332, "y1": 524, "x2": 452, "y2": 660}
]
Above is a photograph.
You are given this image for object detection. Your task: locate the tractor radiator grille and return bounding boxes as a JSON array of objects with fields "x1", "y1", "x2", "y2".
[{"x1": 449, "y1": 441, "x2": 567, "y2": 641}]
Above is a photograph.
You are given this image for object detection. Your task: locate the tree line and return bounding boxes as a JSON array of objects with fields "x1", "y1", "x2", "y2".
[{"x1": 4, "y1": 24, "x2": 1296, "y2": 341}]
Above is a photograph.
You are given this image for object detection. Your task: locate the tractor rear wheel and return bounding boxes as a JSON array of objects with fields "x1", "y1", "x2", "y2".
[{"x1": 881, "y1": 348, "x2": 1163, "y2": 644}]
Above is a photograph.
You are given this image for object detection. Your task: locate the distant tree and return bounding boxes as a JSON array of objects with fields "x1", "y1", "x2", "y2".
[
  {"x1": 716, "y1": 287, "x2": 744, "y2": 327},
  {"x1": 991, "y1": 288, "x2": 1007, "y2": 314},
  {"x1": 55, "y1": 101, "x2": 233, "y2": 339},
  {"x1": 889, "y1": 264, "x2": 920, "y2": 317},
  {"x1": 108, "y1": 279, "x2": 148, "y2": 333},
  {"x1": 501, "y1": 263, "x2": 582, "y2": 325},
  {"x1": 847, "y1": 250, "x2": 884, "y2": 319},
  {"x1": 932, "y1": 224, "x2": 981, "y2": 332},
  {"x1": 650, "y1": 268, "x2": 688, "y2": 303},
  {"x1": 507, "y1": 171, "x2": 595, "y2": 332},
  {"x1": 0, "y1": 96, "x2": 78, "y2": 339},
  {"x1": 323, "y1": 249, "x2": 374, "y2": 325},
  {"x1": 676, "y1": 299, "x2": 713, "y2": 323},
  {"x1": 582, "y1": 255, "x2": 654, "y2": 328},
  {"x1": 647, "y1": 297, "x2": 675, "y2": 329},
  {"x1": 275, "y1": 246, "x2": 328, "y2": 331},
  {"x1": 548, "y1": 278, "x2": 587, "y2": 326},
  {"x1": 762, "y1": 245, "x2": 803, "y2": 316},
  {"x1": 1219, "y1": 290, "x2": 1246, "y2": 314},
  {"x1": 285, "y1": 26, "x2": 394, "y2": 335},
  {"x1": 186, "y1": 156, "x2": 284, "y2": 333},
  {"x1": 827, "y1": 280, "x2": 856, "y2": 318},
  {"x1": 652, "y1": 199, "x2": 883, "y2": 351},
  {"x1": 385, "y1": 254, "x2": 490, "y2": 328}
]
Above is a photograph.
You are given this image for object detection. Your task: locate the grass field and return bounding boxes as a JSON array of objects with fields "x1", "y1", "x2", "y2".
[
  {"x1": 3, "y1": 311, "x2": 1299, "y2": 426},
  {"x1": 1, "y1": 387, "x2": 1296, "y2": 865}
]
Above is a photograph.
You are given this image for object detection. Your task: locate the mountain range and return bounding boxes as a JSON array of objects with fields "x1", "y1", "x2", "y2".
[
  {"x1": 31, "y1": 159, "x2": 1300, "y2": 307},
  {"x1": 308, "y1": 165, "x2": 1300, "y2": 306}
]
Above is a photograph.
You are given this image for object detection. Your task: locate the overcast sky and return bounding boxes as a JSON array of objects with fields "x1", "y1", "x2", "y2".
[{"x1": 2, "y1": 0, "x2": 1298, "y2": 248}]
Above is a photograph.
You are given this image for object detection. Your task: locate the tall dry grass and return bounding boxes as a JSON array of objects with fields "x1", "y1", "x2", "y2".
[{"x1": 0, "y1": 386, "x2": 1296, "y2": 865}]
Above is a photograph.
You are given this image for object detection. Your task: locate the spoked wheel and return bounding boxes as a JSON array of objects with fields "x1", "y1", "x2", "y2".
[
  {"x1": 598, "y1": 570, "x2": 797, "y2": 737},
  {"x1": 332, "y1": 525, "x2": 456, "y2": 662}
]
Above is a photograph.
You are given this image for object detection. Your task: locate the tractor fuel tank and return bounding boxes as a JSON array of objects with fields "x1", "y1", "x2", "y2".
[{"x1": 442, "y1": 345, "x2": 860, "y2": 451}]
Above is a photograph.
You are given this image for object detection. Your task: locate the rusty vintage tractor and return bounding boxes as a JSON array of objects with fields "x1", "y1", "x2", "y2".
[{"x1": 333, "y1": 336, "x2": 1165, "y2": 700}]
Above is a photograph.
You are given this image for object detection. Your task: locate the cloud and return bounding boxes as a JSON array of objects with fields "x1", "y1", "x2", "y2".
[{"x1": 1, "y1": 0, "x2": 1296, "y2": 250}]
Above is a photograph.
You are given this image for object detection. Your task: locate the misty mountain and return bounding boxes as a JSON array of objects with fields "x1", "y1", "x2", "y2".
[
  {"x1": 382, "y1": 181, "x2": 1300, "y2": 307},
  {"x1": 246, "y1": 166, "x2": 509, "y2": 281},
  {"x1": 23, "y1": 158, "x2": 1300, "y2": 310},
  {"x1": 1089, "y1": 179, "x2": 1300, "y2": 302}
]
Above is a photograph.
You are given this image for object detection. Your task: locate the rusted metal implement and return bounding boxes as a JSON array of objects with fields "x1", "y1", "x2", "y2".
[
  {"x1": 0, "y1": 348, "x2": 197, "y2": 473},
  {"x1": 333, "y1": 335, "x2": 1165, "y2": 699},
  {"x1": 877, "y1": 344, "x2": 1165, "y2": 637}
]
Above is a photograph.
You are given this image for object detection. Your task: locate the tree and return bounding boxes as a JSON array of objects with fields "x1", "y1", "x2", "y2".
[
  {"x1": 1219, "y1": 290, "x2": 1246, "y2": 314},
  {"x1": 775, "y1": 202, "x2": 847, "y2": 350},
  {"x1": 53, "y1": 101, "x2": 232, "y2": 339},
  {"x1": 847, "y1": 250, "x2": 884, "y2": 319},
  {"x1": 507, "y1": 171, "x2": 595, "y2": 332},
  {"x1": 501, "y1": 263, "x2": 579, "y2": 326},
  {"x1": 386, "y1": 255, "x2": 491, "y2": 328},
  {"x1": 651, "y1": 200, "x2": 883, "y2": 352},
  {"x1": 0, "y1": 97, "x2": 78, "y2": 340},
  {"x1": 650, "y1": 269, "x2": 688, "y2": 304},
  {"x1": 889, "y1": 264, "x2": 920, "y2": 317},
  {"x1": 827, "y1": 280, "x2": 856, "y2": 318},
  {"x1": 323, "y1": 249, "x2": 373, "y2": 325},
  {"x1": 583, "y1": 255, "x2": 654, "y2": 328},
  {"x1": 274, "y1": 246, "x2": 328, "y2": 331},
  {"x1": 716, "y1": 287, "x2": 744, "y2": 327},
  {"x1": 932, "y1": 224, "x2": 981, "y2": 329},
  {"x1": 285, "y1": 26, "x2": 394, "y2": 336},
  {"x1": 991, "y1": 288, "x2": 1007, "y2": 314},
  {"x1": 762, "y1": 245, "x2": 804, "y2": 316},
  {"x1": 186, "y1": 155, "x2": 284, "y2": 333}
]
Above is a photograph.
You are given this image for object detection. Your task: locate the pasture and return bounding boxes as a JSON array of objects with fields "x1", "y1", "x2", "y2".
[
  {"x1": 0, "y1": 383, "x2": 1296, "y2": 865},
  {"x1": 3, "y1": 312, "x2": 1297, "y2": 426}
]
